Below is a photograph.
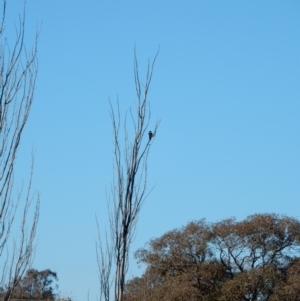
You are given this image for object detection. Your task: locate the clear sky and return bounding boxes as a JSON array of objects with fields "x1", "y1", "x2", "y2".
[{"x1": 4, "y1": 1, "x2": 300, "y2": 300}]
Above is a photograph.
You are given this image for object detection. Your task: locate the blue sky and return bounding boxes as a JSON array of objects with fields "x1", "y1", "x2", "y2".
[{"x1": 4, "y1": 1, "x2": 300, "y2": 300}]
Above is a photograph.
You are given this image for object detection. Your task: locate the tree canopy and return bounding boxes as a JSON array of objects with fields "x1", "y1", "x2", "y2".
[
  {"x1": 124, "y1": 213, "x2": 300, "y2": 301},
  {"x1": 1, "y1": 269, "x2": 58, "y2": 300}
]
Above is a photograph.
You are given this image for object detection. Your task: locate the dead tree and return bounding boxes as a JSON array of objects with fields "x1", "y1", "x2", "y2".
[
  {"x1": 97, "y1": 49, "x2": 159, "y2": 301},
  {"x1": 0, "y1": 1, "x2": 40, "y2": 300}
]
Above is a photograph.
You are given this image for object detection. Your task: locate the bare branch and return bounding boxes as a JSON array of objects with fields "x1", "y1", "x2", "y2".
[
  {"x1": 97, "y1": 48, "x2": 160, "y2": 301},
  {"x1": 0, "y1": 1, "x2": 40, "y2": 299}
]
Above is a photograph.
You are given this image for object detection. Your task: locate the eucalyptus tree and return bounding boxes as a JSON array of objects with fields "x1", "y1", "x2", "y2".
[{"x1": 125, "y1": 213, "x2": 300, "y2": 301}]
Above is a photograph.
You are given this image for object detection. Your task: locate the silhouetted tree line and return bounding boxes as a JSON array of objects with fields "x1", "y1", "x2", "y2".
[{"x1": 124, "y1": 213, "x2": 300, "y2": 301}]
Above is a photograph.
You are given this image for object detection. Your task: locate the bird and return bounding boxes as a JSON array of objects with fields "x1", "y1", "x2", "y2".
[{"x1": 148, "y1": 131, "x2": 153, "y2": 141}]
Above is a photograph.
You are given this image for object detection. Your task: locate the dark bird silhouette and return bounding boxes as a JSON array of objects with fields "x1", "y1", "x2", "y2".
[{"x1": 148, "y1": 131, "x2": 153, "y2": 141}]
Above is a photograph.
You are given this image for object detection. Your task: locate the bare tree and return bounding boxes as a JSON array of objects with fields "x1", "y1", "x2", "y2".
[
  {"x1": 0, "y1": 1, "x2": 40, "y2": 300},
  {"x1": 97, "y1": 49, "x2": 160, "y2": 301}
]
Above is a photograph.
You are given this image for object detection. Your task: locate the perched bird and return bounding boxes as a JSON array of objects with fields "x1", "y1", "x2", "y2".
[{"x1": 148, "y1": 131, "x2": 153, "y2": 141}]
